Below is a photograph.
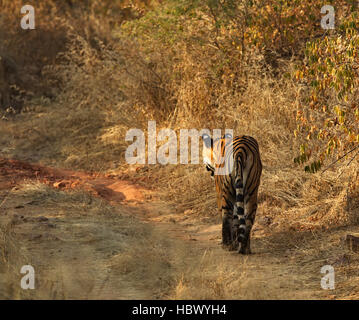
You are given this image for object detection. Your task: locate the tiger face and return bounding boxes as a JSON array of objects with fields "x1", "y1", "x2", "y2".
[{"x1": 202, "y1": 133, "x2": 233, "y2": 177}]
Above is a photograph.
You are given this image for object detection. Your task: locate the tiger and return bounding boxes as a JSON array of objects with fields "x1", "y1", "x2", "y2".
[{"x1": 202, "y1": 133, "x2": 262, "y2": 254}]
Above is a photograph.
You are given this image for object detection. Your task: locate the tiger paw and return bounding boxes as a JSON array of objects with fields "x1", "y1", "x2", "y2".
[
  {"x1": 228, "y1": 241, "x2": 239, "y2": 251},
  {"x1": 221, "y1": 242, "x2": 235, "y2": 251},
  {"x1": 238, "y1": 244, "x2": 251, "y2": 254},
  {"x1": 221, "y1": 243, "x2": 231, "y2": 251}
]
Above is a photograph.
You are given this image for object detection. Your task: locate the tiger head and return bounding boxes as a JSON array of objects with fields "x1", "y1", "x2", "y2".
[{"x1": 201, "y1": 133, "x2": 233, "y2": 178}]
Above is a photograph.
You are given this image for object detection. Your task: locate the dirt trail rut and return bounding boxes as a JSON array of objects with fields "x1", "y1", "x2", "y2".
[{"x1": 0, "y1": 157, "x2": 341, "y2": 299}]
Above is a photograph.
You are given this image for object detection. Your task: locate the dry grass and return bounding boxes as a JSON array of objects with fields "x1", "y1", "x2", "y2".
[
  {"x1": 0, "y1": 0, "x2": 359, "y2": 300},
  {"x1": 0, "y1": 181, "x2": 179, "y2": 299},
  {"x1": 170, "y1": 249, "x2": 249, "y2": 299},
  {"x1": 0, "y1": 182, "x2": 114, "y2": 298}
]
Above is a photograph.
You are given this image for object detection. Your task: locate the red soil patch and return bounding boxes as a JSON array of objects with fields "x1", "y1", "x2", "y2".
[{"x1": 0, "y1": 157, "x2": 146, "y2": 203}]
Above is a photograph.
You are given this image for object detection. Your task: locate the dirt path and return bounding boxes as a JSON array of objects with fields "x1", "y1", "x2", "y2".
[{"x1": 0, "y1": 157, "x2": 357, "y2": 299}]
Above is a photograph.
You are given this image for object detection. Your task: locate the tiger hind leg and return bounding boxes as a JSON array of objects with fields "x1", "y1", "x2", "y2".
[
  {"x1": 238, "y1": 217, "x2": 253, "y2": 254},
  {"x1": 221, "y1": 212, "x2": 233, "y2": 250},
  {"x1": 221, "y1": 197, "x2": 235, "y2": 250}
]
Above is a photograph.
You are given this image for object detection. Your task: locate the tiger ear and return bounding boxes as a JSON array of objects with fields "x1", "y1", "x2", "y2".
[
  {"x1": 202, "y1": 133, "x2": 213, "y2": 148},
  {"x1": 224, "y1": 133, "x2": 232, "y2": 139}
]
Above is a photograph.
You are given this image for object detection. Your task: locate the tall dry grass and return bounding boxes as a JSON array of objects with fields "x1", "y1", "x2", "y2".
[
  {"x1": 0, "y1": 0, "x2": 358, "y2": 231},
  {"x1": 0, "y1": 0, "x2": 359, "y2": 301}
]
